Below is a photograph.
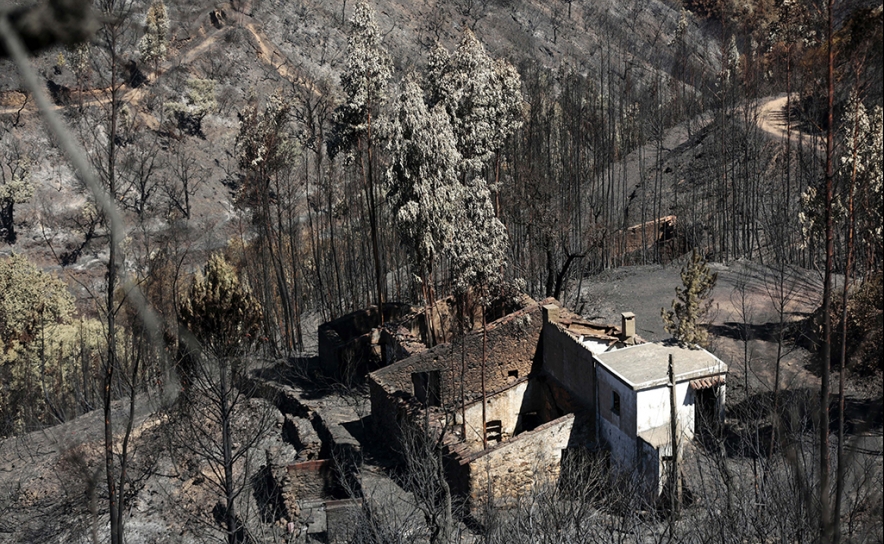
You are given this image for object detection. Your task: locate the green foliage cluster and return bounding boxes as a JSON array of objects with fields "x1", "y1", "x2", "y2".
[
  {"x1": 0, "y1": 156, "x2": 33, "y2": 206},
  {"x1": 385, "y1": 26, "x2": 521, "y2": 304},
  {"x1": 384, "y1": 76, "x2": 461, "y2": 278},
  {"x1": 0, "y1": 255, "x2": 99, "y2": 435},
  {"x1": 236, "y1": 93, "x2": 299, "y2": 210},
  {"x1": 800, "y1": 96, "x2": 884, "y2": 250},
  {"x1": 661, "y1": 249, "x2": 718, "y2": 348},
  {"x1": 330, "y1": 0, "x2": 393, "y2": 158},
  {"x1": 139, "y1": 0, "x2": 170, "y2": 69},
  {"x1": 426, "y1": 29, "x2": 523, "y2": 173},
  {"x1": 179, "y1": 253, "x2": 263, "y2": 360},
  {"x1": 0, "y1": 144, "x2": 34, "y2": 244},
  {"x1": 0, "y1": 254, "x2": 74, "y2": 359},
  {"x1": 164, "y1": 78, "x2": 217, "y2": 137}
]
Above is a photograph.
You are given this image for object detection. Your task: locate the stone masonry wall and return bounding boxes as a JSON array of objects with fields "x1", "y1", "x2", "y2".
[
  {"x1": 541, "y1": 319, "x2": 597, "y2": 410},
  {"x1": 318, "y1": 303, "x2": 415, "y2": 378},
  {"x1": 286, "y1": 460, "x2": 334, "y2": 501},
  {"x1": 283, "y1": 414, "x2": 322, "y2": 460},
  {"x1": 368, "y1": 301, "x2": 551, "y2": 444},
  {"x1": 371, "y1": 300, "x2": 549, "y2": 408},
  {"x1": 462, "y1": 413, "x2": 576, "y2": 512}
]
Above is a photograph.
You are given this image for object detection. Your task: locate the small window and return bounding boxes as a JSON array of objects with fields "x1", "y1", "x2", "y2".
[
  {"x1": 508, "y1": 369, "x2": 519, "y2": 379},
  {"x1": 612, "y1": 391, "x2": 621, "y2": 417},
  {"x1": 487, "y1": 420, "x2": 503, "y2": 442},
  {"x1": 412, "y1": 370, "x2": 441, "y2": 407}
]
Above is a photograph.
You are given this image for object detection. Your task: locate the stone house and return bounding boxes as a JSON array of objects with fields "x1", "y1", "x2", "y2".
[
  {"x1": 318, "y1": 296, "x2": 531, "y2": 380},
  {"x1": 367, "y1": 299, "x2": 727, "y2": 511}
]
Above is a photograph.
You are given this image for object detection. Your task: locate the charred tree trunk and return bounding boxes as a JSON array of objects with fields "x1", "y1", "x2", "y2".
[
  {"x1": 819, "y1": 0, "x2": 835, "y2": 538},
  {"x1": 220, "y1": 357, "x2": 238, "y2": 544}
]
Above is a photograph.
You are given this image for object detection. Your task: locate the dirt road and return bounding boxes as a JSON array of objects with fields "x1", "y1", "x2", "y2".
[{"x1": 756, "y1": 93, "x2": 821, "y2": 148}]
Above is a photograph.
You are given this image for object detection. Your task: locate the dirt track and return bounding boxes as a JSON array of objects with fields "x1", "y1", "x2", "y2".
[
  {"x1": 0, "y1": 9, "x2": 317, "y2": 120},
  {"x1": 756, "y1": 93, "x2": 822, "y2": 148}
]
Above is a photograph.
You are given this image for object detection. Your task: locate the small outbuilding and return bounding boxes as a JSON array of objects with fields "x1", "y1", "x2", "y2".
[{"x1": 594, "y1": 342, "x2": 727, "y2": 498}]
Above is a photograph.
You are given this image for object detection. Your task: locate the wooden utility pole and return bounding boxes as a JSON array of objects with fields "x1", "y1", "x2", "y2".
[{"x1": 669, "y1": 354, "x2": 681, "y2": 524}]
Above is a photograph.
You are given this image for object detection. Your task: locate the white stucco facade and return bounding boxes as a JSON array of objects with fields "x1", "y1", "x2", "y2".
[
  {"x1": 592, "y1": 342, "x2": 727, "y2": 499},
  {"x1": 635, "y1": 382, "x2": 695, "y2": 438},
  {"x1": 539, "y1": 309, "x2": 728, "y2": 501}
]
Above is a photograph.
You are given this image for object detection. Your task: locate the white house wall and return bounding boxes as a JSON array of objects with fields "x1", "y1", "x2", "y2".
[
  {"x1": 635, "y1": 382, "x2": 695, "y2": 440},
  {"x1": 596, "y1": 364, "x2": 703, "y2": 482},
  {"x1": 596, "y1": 365, "x2": 638, "y2": 468}
]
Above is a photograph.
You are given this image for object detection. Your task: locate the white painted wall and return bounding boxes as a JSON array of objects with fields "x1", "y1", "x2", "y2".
[
  {"x1": 635, "y1": 382, "x2": 695, "y2": 440},
  {"x1": 582, "y1": 338, "x2": 611, "y2": 355},
  {"x1": 596, "y1": 366, "x2": 638, "y2": 468},
  {"x1": 596, "y1": 363, "x2": 712, "y2": 495}
]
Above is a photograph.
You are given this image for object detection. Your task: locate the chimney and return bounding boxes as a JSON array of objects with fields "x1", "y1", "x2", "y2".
[
  {"x1": 543, "y1": 304, "x2": 560, "y2": 324},
  {"x1": 621, "y1": 312, "x2": 635, "y2": 344}
]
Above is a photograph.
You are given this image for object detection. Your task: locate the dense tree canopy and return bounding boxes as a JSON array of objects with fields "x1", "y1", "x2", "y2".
[
  {"x1": 385, "y1": 76, "x2": 461, "y2": 279},
  {"x1": 426, "y1": 29, "x2": 523, "y2": 173}
]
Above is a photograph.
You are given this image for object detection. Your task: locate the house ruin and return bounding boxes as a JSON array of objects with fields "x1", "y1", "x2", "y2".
[
  {"x1": 318, "y1": 295, "x2": 532, "y2": 380},
  {"x1": 368, "y1": 300, "x2": 727, "y2": 511}
]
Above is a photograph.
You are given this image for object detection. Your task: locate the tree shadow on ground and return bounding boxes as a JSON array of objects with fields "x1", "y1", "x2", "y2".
[
  {"x1": 250, "y1": 356, "x2": 364, "y2": 401},
  {"x1": 704, "y1": 388, "x2": 883, "y2": 459},
  {"x1": 706, "y1": 318, "x2": 806, "y2": 343}
]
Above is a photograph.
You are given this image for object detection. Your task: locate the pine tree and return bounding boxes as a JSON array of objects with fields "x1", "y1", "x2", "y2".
[
  {"x1": 178, "y1": 254, "x2": 264, "y2": 544},
  {"x1": 179, "y1": 253, "x2": 263, "y2": 361},
  {"x1": 799, "y1": 97, "x2": 883, "y2": 261},
  {"x1": 661, "y1": 249, "x2": 718, "y2": 348},
  {"x1": 139, "y1": 0, "x2": 169, "y2": 76},
  {"x1": 235, "y1": 92, "x2": 299, "y2": 352},
  {"x1": 839, "y1": 97, "x2": 883, "y2": 256}
]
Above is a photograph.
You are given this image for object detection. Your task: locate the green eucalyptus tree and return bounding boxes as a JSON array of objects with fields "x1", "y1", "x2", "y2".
[
  {"x1": 331, "y1": 1, "x2": 393, "y2": 322},
  {"x1": 385, "y1": 76, "x2": 461, "y2": 345},
  {"x1": 424, "y1": 30, "x2": 517, "y2": 447},
  {"x1": 237, "y1": 92, "x2": 298, "y2": 353},
  {"x1": 426, "y1": 29, "x2": 522, "y2": 187}
]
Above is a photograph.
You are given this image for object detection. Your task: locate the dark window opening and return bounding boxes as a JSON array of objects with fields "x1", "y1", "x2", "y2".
[
  {"x1": 612, "y1": 391, "x2": 621, "y2": 417},
  {"x1": 695, "y1": 386, "x2": 719, "y2": 435},
  {"x1": 487, "y1": 420, "x2": 503, "y2": 443},
  {"x1": 518, "y1": 411, "x2": 542, "y2": 434},
  {"x1": 412, "y1": 370, "x2": 441, "y2": 407},
  {"x1": 508, "y1": 369, "x2": 519, "y2": 379}
]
